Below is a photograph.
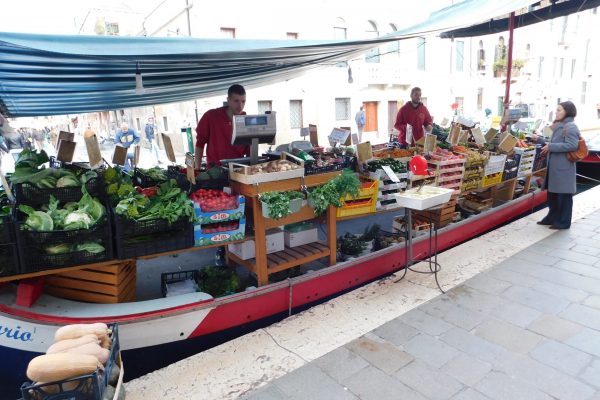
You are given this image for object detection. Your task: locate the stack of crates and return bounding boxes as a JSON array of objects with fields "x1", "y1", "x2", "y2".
[
  {"x1": 481, "y1": 154, "x2": 506, "y2": 187},
  {"x1": 460, "y1": 153, "x2": 487, "y2": 193},
  {"x1": 514, "y1": 147, "x2": 536, "y2": 177},
  {"x1": 429, "y1": 158, "x2": 466, "y2": 191},
  {"x1": 364, "y1": 168, "x2": 409, "y2": 211},
  {"x1": 193, "y1": 195, "x2": 246, "y2": 247},
  {"x1": 336, "y1": 176, "x2": 379, "y2": 218},
  {"x1": 413, "y1": 193, "x2": 459, "y2": 229}
]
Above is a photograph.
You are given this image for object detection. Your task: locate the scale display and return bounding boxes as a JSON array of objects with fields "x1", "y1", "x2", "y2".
[{"x1": 232, "y1": 113, "x2": 276, "y2": 145}]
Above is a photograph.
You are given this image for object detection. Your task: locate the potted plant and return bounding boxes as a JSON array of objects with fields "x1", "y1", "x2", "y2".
[{"x1": 260, "y1": 190, "x2": 304, "y2": 219}]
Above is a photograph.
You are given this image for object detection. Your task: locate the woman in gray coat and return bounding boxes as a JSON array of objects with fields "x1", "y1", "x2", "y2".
[{"x1": 537, "y1": 101, "x2": 580, "y2": 229}]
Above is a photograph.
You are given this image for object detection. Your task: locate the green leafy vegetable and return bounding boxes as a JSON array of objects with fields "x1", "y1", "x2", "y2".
[
  {"x1": 75, "y1": 242, "x2": 105, "y2": 254},
  {"x1": 45, "y1": 243, "x2": 71, "y2": 255},
  {"x1": 19, "y1": 205, "x2": 54, "y2": 231},
  {"x1": 56, "y1": 175, "x2": 80, "y2": 188},
  {"x1": 260, "y1": 190, "x2": 304, "y2": 220}
]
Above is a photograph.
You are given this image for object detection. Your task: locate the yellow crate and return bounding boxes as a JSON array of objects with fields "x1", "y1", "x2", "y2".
[
  {"x1": 336, "y1": 197, "x2": 377, "y2": 218},
  {"x1": 346, "y1": 176, "x2": 379, "y2": 199},
  {"x1": 481, "y1": 172, "x2": 503, "y2": 187}
]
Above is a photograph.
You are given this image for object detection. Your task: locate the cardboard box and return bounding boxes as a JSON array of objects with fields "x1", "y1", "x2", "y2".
[
  {"x1": 194, "y1": 195, "x2": 245, "y2": 224},
  {"x1": 194, "y1": 218, "x2": 246, "y2": 247},
  {"x1": 228, "y1": 228, "x2": 284, "y2": 260},
  {"x1": 284, "y1": 225, "x2": 318, "y2": 248}
]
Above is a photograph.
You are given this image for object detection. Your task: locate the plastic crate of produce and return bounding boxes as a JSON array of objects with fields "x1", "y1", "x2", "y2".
[
  {"x1": 13, "y1": 177, "x2": 105, "y2": 207},
  {"x1": 304, "y1": 156, "x2": 356, "y2": 175},
  {"x1": 0, "y1": 214, "x2": 15, "y2": 244},
  {"x1": 17, "y1": 219, "x2": 113, "y2": 273},
  {"x1": 166, "y1": 166, "x2": 228, "y2": 192},
  {"x1": 343, "y1": 176, "x2": 378, "y2": 200},
  {"x1": 113, "y1": 212, "x2": 192, "y2": 238},
  {"x1": 21, "y1": 323, "x2": 120, "y2": 400},
  {"x1": 0, "y1": 243, "x2": 19, "y2": 277},
  {"x1": 115, "y1": 226, "x2": 193, "y2": 259},
  {"x1": 481, "y1": 172, "x2": 503, "y2": 187},
  {"x1": 132, "y1": 167, "x2": 169, "y2": 188},
  {"x1": 483, "y1": 154, "x2": 507, "y2": 176},
  {"x1": 336, "y1": 197, "x2": 376, "y2": 218},
  {"x1": 160, "y1": 269, "x2": 200, "y2": 297}
]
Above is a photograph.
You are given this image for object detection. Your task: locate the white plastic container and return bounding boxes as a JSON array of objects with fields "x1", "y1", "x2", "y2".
[{"x1": 393, "y1": 186, "x2": 454, "y2": 210}]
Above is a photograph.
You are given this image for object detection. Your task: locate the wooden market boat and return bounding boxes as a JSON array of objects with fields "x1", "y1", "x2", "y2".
[{"x1": 0, "y1": 169, "x2": 547, "y2": 396}]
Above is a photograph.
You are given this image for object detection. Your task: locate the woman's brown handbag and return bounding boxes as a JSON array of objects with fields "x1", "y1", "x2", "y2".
[{"x1": 563, "y1": 124, "x2": 589, "y2": 162}]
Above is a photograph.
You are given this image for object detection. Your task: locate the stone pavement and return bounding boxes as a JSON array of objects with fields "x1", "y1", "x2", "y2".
[{"x1": 242, "y1": 210, "x2": 600, "y2": 400}]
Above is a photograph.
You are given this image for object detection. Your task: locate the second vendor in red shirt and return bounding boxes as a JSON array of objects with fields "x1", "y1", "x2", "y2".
[
  {"x1": 394, "y1": 87, "x2": 433, "y2": 146},
  {"x1": 195, "y1": 84, "x2": 251, "y2": 168}
]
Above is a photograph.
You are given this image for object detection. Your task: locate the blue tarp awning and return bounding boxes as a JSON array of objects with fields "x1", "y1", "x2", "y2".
[{"x1": 0, "y1": 0, "x2": 538, "y2": 117}]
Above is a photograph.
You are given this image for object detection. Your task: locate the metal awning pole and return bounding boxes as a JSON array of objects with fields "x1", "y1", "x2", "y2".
[{"x1": 503, "y1": 11, "x2": 516, "y2": 130}]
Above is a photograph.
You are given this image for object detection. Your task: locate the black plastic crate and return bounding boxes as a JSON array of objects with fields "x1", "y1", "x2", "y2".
[
  {"x1": 166, "y1": 166, "x2": 228, "y2": 192},
  {"x1": 113, "y1": 212, "x2": 192, "y2": 237},
  {"x1": 160, "y1": 269, "x2": 200, "y2": 297},
  {"x1": 16, "y1": 213, "x2": 113, "y2": 273},
  {"x1": 502, "y1": 154, "x2": 520, "y2": 181},
  {"x1": 0, "y1": 243, "x2": 20, "y2": 277},
  {"x1": 115, "y1": 226, "x2": 193, "y2": 259},
  {"x1": 21, "y1": 323, "x2": 120, "y2": 400},
  {"x1": 49, "y1": 157, "x2": 110, "y2": 171},
  {"x1": 13, "y1": 177, "x2": 105, "y2": 207},
  {"x1": 0, "y1": 216, "x2": 15, "y2": 244},
  {"x1": 132, "y1": 168, "x2": 168, "y2": 188}
]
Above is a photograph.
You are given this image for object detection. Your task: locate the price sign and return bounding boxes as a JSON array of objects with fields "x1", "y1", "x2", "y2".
[
  {"x1": 382, "y1": 165, "x2": 400, "y2": 183},
  {"x1": 424, "y1": 133, "x2": 437, "y2": 153},
  {"x1": 328, "y1": 128, "x2": 350, "y2": 144},
  {"x1": 458, "y1": 130, "x2": 469, "y2": 144},
  {"x1": 112, "y1": 146, "x2": 127, "y2": 166},
  {"x1": 161, "y1": 133, "x2": 176, "y2": 163},
  {"x1": 356, "y1": 141, "x2": 372, "y2": 163},
  {"x1": 300, "y1": 127, "x2": 309, "y2": 137},
  {"x1": 185, "y1": 152, "x2": 195, "y2": 184},
  {"x1": 484, "y1": 127, "x2": 498, "y2": 143},
  {"x1": 406, "y1": 124, "x2": 413, "y2": 145},
  {"x1": 56, "y1": 140, "x2": 76, "y2": 162},
  {"x1": 83, "y1": 130, "x2": 103, "y2": 169},
  {"x1": 309, "y1": 124, "x2": 319, "y2": 146},
  {"x1": 471, "y1": 127, "x2": 486, "y2": 146}
]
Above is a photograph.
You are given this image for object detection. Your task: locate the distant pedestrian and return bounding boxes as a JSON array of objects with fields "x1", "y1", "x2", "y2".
[
  {"x1": 145, "y1": 117, "x2": 162, "y2": 165},
  {"x1": 355, "y1": 106, "x2": 366, "y2": 142},
  {"x1": 537, "y1": 101, "x2": 580, "y2": 230},
  {"x1": 115, "y1": 122, "x2": 141, "y2": 171}
]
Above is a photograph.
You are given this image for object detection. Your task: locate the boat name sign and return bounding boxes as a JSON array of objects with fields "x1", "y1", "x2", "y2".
[{"x1": 0, "y1": 324, "x2": 34, "y2": 342}]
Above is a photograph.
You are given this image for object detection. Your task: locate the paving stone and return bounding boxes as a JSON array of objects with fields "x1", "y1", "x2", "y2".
[
  {"x1": 559, "y1": 303, "x2": 600, "y2": 331},
  {"x1": 443, "y1": 354, "x2": 492, "y2": 386},
  {"x1": 526, "y1": 243, "x2": 557, "y2": 256},
  {"x1": 439, "y1": 327, "x2": 505, "y2": 363},
  {"x1": 241, "y1": 384, "x2": 290, "y2": 400},
  {"x1": 463, "y1": 274, "x2": 513, "y2": 295},
  {"x1": 345, "y1": 336, "x2": 413, "y2": 374},
  {"x1": 571, "y1": 244, "x2": 600, "y2": 256},
  {"x1": 549, "y1": 249, "x2": 599, "y2": 265},
  {"x1": 501, "y1": 285, "x2": 570, "y2": 314},
  {"x1": 516, "y1": 264, "x2": 600, "y2": 296},
  {"x1": 532, "y1": 280, "x2": 589, "y2": 303},
  {"x1": 485, "y1": 267, "x2": 539, "y2": 288},
  {"x1": 394, "y1": 360, "x2": 463, "y2": 400},
  {"x1": 529, "y1": 339, "x2": 593, "y2": 376},
  {"x1": 342, "y1": 365, "x2": 427, "y2": 400},
  {"x1": 421, "y1": 297, "x2": 487, "y2": 331},
  {"x1": 494, "y1": 352, "x2": 596, "y2": 400},
  {"x1": 489, "y1": 300, "x2": 543, "y2": 328},
  {"x1": 527, "y1": 315, "x2": 584, "y2": 341},
  {"x1": 583, "y1": 295, "x2": 600, "y2": 310},
  {"x1": 273, "y1": 364, "x2": 357, "y2": 400},
  {"x1": 566, "y1": 328, "x2": 600, "y2": 357},
  {"x1": 554, "y1": 259, "x2": 600, "y2": 280},
  {"x1": 513, "y1": 250, "x2": 560, "y2": 266},
  {"x1": 445, "y1": 286, "x2": 509, "y2": 314},
  {"x1": 314, "y1": 346, "x2": 370, "y2": 384},
  {"x1": 371, "y1": 318, "x2": 419, "y2": 347},
  {"x1": 580, "y1": 359, "x2": 600, "y2": 389},
  {"x1": 473, "y1": 319, "x2": 543, "y2": 353},
  {"x1": 403, "y1": 333, "x2": 460, "y2": 368},
  {"x1": 572, "y1": 236, "x2": 600, "y2": 249},
  {"x1": 450, "y1": 388, "x2": 492, "y2": 400},
  {"x1": 399, "y1": 308, "x2": 454, "y2": 336},
  {"x1": 536, "y1": 236, "x2": 575, "y2": 250},
  {"x1": 474, "y1": 371, "x2": 553, "y2": 400}
]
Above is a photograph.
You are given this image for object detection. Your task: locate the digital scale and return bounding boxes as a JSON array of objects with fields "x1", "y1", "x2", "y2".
[{"x1": 232, "y1": 112, "x2": 277, "y2": 165}]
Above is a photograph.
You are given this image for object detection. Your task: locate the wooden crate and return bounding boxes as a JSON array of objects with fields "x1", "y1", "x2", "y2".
[{"x1": 45, "y1": 261, "x2": 136, "y2": 303}]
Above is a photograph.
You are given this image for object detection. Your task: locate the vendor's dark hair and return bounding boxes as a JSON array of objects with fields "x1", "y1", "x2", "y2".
[
  {"x1": 558, "y1": 101, "x2": 577, "y2": 120},
  {"x1": 411, "y1": 87, "x2": 421, "y2": 95},
  {"x1": 228, "y1": 84, "x2": 246, "y2": 97}
]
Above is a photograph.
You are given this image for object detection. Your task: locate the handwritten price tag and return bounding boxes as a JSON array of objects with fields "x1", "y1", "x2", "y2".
[
  {"x1": 185, "y1": 153, "x2": 196, "y2": 184},
  {"x1": 382, "y1": 165, "x2": 400, "y2": 183}
]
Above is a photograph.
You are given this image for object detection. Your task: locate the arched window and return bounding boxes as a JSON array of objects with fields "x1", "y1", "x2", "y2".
[
  {"x1": 365, "y1": 20, "x2": 380, "y2": 63},
  {"x1": 495, "y1": 36, "x2": 506, "y2": 63},
  {"x1": 478, "y1": 40, "x2": 485, "y2": 71},
  {"x1": 334, "y1": 17, "x2": 347, "y2": 40}
]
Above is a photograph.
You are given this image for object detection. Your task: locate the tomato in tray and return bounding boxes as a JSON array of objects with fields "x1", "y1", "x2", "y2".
[{"x1": 190, "y1": 189, "x2": 239, "y2": 212}]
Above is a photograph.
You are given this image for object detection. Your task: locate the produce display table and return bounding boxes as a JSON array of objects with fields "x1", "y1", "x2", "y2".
[{"x1": 229, "y1": 171, "x2": 340, "y2": 286}]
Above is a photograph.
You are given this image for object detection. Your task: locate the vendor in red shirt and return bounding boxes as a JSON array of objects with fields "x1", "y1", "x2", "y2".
[
  {"x1": 195, "y1": 84, "x2": 250, "y2": 168},
  {"x1": 394, "y1": 87, "x2": 433, "y2": 146}
]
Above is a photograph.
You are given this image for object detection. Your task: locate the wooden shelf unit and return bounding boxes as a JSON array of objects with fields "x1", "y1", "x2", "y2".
[{"x1": 228, "y1": 171, "x2": 341, "y2": 286}]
